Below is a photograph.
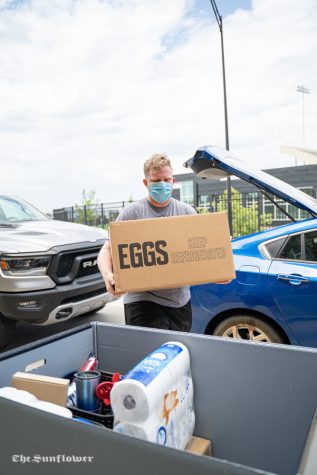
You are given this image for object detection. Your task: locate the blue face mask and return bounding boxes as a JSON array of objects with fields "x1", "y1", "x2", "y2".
[{"x1": 149, "y1": 182, "x2": 173, "y2": 204}]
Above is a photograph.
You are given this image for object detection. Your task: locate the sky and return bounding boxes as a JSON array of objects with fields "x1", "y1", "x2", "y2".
[{"x1": 0, "y1": 0, "x2": 316, "y2": 212}]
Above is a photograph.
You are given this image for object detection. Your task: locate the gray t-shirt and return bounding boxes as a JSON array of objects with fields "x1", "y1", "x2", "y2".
[{"x1": 116, "y1": 197, "x2": 196, "y2": 308}]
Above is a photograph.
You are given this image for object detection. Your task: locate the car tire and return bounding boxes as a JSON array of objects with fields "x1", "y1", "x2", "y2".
[
  {"x1": 213, "y1": 315, "x2": 284, "y2": 343},
  {"x1": 0, "y1": 313, "x2": 16, "y2": 350}
]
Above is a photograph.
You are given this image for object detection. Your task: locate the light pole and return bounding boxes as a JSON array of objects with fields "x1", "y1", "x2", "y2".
[
  {"x1": 297, "y1": 85, "x2": 310, "y2": 150},
  {"x1": 208, "y1": 0, "x2": 232, "y2": 234}
]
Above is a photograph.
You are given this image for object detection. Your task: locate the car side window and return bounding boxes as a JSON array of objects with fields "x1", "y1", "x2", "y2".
[
  {"x1": 265, "y1": 237, "x2": 287, "y2": 258},
  {"x1": 304, "y1": 231, "x2": 317, "y2": 261},
  {"x1": 278, "y1": 234, "x2": 302, "y2": 260}
]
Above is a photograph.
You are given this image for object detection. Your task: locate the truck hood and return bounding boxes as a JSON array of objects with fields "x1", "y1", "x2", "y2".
[
  {"x1": 184, "y1": 146, "x2": 317, "y2": 217},
  {"x1": 0, "y1": 220, "x2": 108, "y2": 254}
]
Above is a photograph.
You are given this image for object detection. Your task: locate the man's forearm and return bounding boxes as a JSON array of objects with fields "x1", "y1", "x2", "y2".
[{"x1": 97, "y1": 241, "x2": 113, "y2": 281}]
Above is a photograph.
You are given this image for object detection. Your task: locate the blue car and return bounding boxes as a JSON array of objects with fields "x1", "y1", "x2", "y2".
[{"x1": 186, "y1": 146, "x2": 317, "y2": 348}]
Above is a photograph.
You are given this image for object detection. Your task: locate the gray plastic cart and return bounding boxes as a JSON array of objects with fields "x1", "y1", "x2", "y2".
[{"x1": 0, "y1": 322, "x2": 317, "y2": 475}]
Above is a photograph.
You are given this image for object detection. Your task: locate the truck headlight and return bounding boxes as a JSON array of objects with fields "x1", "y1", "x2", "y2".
[{"x1": 0, "y1": 257, "x2": 51, "y2": 276}]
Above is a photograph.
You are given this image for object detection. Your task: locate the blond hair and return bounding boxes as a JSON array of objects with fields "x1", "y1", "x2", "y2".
[{"x1": 144, "y1": 153, "x2": 172, "y2": 177}]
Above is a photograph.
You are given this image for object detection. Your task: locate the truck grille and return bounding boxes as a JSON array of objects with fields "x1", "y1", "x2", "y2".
[
  {"x1": 76, "y1": 264, "x2": 100, "y2": 278},
  {"x1": 57, "y1": 254, "x2": 75, "y2": 277},
  {"x1": 61, "y1": 287, "x2": 107, "y2": 304},
  {"x1": 49, "y1": 246, "x2": 102, "y2": 284}
]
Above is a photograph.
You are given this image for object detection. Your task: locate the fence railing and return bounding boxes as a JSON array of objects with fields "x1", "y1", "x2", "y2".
[
  {"x1": 53, "y1": 192, "x2": 305, "y2": 237},
  {"x1": 53, "y1": 201, "x2": 132, "y2": 229}
]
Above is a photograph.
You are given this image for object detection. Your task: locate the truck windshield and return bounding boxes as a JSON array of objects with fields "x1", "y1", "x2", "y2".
[{"x1": 0, "y1": 196, "x2": 49, "y2": 223}]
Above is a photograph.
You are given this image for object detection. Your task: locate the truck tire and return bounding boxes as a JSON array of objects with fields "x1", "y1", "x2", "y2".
[
  {"x1": 213, "y1": 315, "x2": 284, "y2": 344},
  {"x1": 0, "y1": 314, "x2": 16, "y2": 350}
]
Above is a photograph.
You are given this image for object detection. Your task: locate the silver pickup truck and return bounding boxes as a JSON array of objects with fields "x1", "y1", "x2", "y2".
[{"x1": 0, "y1": 195, "x2": 112, "y2": 349}]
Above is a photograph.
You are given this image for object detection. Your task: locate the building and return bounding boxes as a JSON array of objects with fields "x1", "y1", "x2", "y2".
[
  {"x1": 53, "y1": 149, "x2": 317, "y2": 236},
  {"x1": 173, "y1": 163, "x2": 317, "y2": 227}
]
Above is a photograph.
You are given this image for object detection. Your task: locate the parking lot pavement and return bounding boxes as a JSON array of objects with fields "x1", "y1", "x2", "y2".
[{"x1": 2, "y1": 297, "x2": 125, "y2": 353}]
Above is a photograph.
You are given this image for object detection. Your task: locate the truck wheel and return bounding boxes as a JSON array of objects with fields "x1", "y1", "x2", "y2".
[
  {"x1": 213, "y1": 315, "x2": 284, "y2": 344},
  {"x1": 0, "y1": 314, "x2": 16, "y2": 350}
]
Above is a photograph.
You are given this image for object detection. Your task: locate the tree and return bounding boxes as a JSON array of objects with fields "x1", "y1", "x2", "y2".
[
  {"x1": 196, "y1": 188, "x2": 272, "y2": 237},
  {"x1": 74, "y1": 189, "x2": 100, "y2": 226},
  {"x1": 196, "y1": 206, "x2": 209, "y2": 214},
  {"x1": 217, "y1": 188, "x2": 272, "y2": 237}
]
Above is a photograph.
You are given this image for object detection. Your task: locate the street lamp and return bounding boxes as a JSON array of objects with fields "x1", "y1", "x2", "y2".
[
  {"x1": 208, "y1": 0, "x2": 232, "y2": 234},
  {"x1": 297, "y1": 85, "x2": 310, "y2": 149}
]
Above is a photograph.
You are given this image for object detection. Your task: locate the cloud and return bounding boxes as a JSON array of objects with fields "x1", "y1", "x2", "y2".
[{"x1": 0, "y1": 0, "x2": 316, "y2": 212}]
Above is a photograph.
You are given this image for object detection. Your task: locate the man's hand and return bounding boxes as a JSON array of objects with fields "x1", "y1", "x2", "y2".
[
  {"x1": 105, "y1": 272, "x2": 116, "y2": 296},
  {"x1": 105, "y1": 272, "x2": 125, "y2": 298},
  {"x1": 98, "y1": 241, "x2": 125, "y2": 297},
  {"x1": 215, "y1": 279, "x2": 232, "y2": 285}
]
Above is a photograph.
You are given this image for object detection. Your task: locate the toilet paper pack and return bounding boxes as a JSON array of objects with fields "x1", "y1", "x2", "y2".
[{"x1": 111, "y1": 341, "x2": 195, "y2": 450}]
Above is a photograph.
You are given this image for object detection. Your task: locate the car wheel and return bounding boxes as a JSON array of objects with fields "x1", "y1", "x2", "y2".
[
  {"x1": 0, "y1": 314, "x2": 16, "y2": 350},
  {"x1": 213, "y1": 315, "x2": 284, "y2": 343}
]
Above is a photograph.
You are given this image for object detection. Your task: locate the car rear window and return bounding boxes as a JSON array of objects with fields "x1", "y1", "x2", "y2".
[
  {"x1": 304, "y1": 231, "x2": 317, "y2": 261},
  {"x1": 265, "y1": 237, "x2": 287, "y2": 258},
  {"x1": 278, "y1": 234, "x2": 302, "y2": 260}
]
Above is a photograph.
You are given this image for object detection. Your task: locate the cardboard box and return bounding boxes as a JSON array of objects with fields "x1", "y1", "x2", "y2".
[
  {"x1": 186, "y1": 436, "x2": 212, "y2": 456},
  {"x1": 110, "y1": 212, "x2": 235, "y2": 293},
  {"x1": 11, "y1": 372, "x2": 69, "y2": 407}
]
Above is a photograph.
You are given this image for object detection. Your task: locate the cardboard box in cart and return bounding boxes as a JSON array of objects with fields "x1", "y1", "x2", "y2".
[
  {"x1": 110, "y1": 212, "x2": 235, "y2": 294},
  {"x1": 12, "y1": 372, "x2": 69, "y2": 406},
  {"x1": 1, "y1": 323, "x2": 317, "y2": 475}
]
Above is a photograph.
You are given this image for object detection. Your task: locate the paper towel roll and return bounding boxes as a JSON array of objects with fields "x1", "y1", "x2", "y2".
[
  {"x1": 29, "y1": 400, "x2": 73, "y2": 418},
  {"x1": 113, "y1": 368, "x2": 195, "y2": 449},
  {"x1": 114, "y1": 404, "x2": 195, "y2": 449},
  {"x1": 111, "y1": 341, "x2": 191, "y2": 423},
  {"x1": 0, "y1": 387, "x2": 38, "y2": 405},
  {"x1": 0, "y1": 386, "x2": 72, "y2": 418}
]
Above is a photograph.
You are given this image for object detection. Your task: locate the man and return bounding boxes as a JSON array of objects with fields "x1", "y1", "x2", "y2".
[{"x1": 98, "y1": 153, "x2": 228, "y2": 332}]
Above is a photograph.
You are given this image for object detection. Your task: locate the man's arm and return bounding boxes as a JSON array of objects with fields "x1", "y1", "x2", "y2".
[
  {"x1": 98, "y1": 207, "x2": 132, "y2": 296},
  {"x1": 97, "y1": 240, "x2": 116, "y2": 296}
]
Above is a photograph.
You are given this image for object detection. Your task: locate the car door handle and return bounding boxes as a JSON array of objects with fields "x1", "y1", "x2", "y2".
[{"x1": 277, "y1": 274, "x2": 310, "y2": 285}]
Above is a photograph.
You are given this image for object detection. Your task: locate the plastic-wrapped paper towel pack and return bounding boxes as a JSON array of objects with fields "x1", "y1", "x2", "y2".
[
  {"x1": 0, "y1": 387, "x2": 73, "y2": 418},
  {"x1": 110, "y1": 341, "x2": 195, "y2": 449}
]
